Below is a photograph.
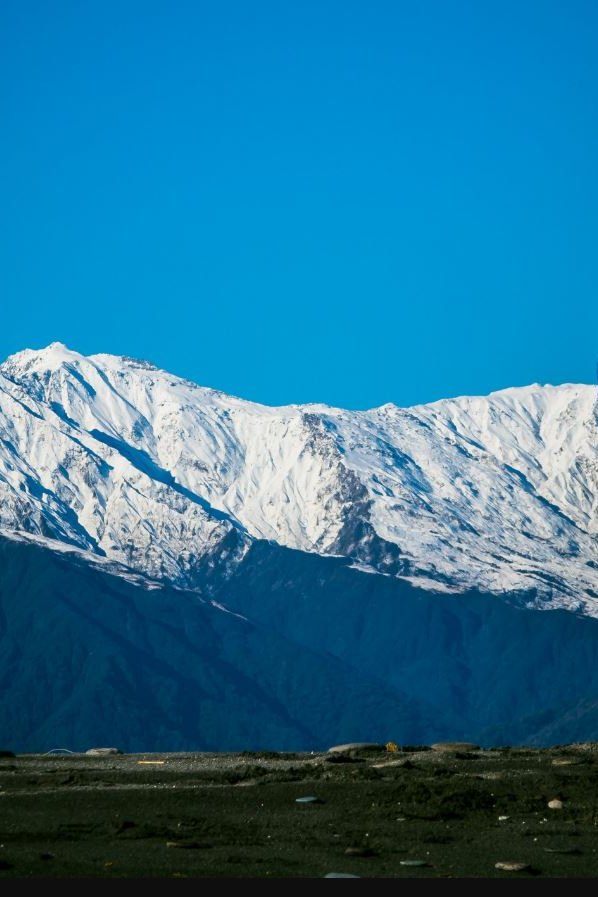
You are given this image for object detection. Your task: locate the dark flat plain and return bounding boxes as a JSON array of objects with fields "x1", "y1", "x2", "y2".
[{"x1": 2, "y1": 743, "x2": 598, "y2": 880}]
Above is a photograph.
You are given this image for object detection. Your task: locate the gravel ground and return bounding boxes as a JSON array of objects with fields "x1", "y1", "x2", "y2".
[{"x1": 2, "y1": 742, "x2": 598, "y2": 879}]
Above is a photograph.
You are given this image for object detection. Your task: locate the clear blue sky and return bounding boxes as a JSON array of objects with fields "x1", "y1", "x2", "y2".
[{"x1": 1, "y1": 1, "x2": 597, "y2": 409}]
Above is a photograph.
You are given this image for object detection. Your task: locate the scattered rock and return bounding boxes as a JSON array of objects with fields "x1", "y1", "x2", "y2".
[
  {"x1": 85, "y1": 747, "x2": 122, "y2": 756},
  {"x1": 548, "y1": 799, "x2": 564, "y2": 810},
  {"x1": 324, "y1": 873, "x2": 361, "y2": 878},
  {"x1": 327, "y1": 743, "x2": 385, "y2": 753},
  {"x1": 495, "y1": 861, "x2": 530, "y2": 872}
]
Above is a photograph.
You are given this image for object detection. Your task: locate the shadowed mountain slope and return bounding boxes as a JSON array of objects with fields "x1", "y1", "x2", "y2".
[
  {"x1": 0, "y1": 535, "x2": 445, "y2": 753},
  {"x1": 4, "y1": 533, "x2": 598, "y2": 751}
]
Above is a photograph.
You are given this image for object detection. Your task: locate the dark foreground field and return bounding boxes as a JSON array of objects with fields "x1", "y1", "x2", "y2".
[{"x1": 2, "y1": 741, "x2": 598, "y2": 880}]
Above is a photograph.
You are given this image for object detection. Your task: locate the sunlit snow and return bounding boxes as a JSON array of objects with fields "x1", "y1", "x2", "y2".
[{"x1": 1, "y1": 342, "x2": 597, "y2": 616}]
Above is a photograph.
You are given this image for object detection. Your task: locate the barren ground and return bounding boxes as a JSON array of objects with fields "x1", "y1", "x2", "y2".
[{"x1": 2, "y1": 742, "x2": 598, "y2": 879}]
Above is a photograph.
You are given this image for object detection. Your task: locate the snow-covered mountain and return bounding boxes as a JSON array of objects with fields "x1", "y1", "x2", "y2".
[
  {"x1": 1, "y1": 342, "x2": 597, "y2": 615},
  {"x1": 4, "y1": 341, "x2": 598, "y2": 752}
]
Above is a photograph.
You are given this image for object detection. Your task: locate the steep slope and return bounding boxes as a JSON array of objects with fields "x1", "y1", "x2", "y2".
[
  {"x1": 4, "y1": 531, "x2": 598, "y2": 751},
  {"x1": 0, "y1": 342, "x2": 597, "y2": 614},
  {"x1": 202, "y1": 539, "x2": 598, "y2": 746},
  {"x1": 0, "y1": 533, "x2": 445, "y2": 753},
  {"x1": 0, "y1": 346, "x2": 250, "y2": 587}
]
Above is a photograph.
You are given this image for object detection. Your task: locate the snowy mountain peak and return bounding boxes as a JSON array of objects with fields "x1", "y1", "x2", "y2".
[
  {"x1": 0, "y1": 344, "x2": 597, "y2": 616},
  {"x1": 3, "y1": 340, "x2": 76, "y2": 371}
]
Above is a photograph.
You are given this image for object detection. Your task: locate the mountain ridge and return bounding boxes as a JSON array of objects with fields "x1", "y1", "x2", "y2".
[{"x1": 0, "y1": 342, "x2": 597, "y2": 613}]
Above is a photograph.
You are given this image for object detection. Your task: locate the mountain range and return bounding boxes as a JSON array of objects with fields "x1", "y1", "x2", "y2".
[{"x1": 1, "y1": 342, "x2": 598, "y2": 752}]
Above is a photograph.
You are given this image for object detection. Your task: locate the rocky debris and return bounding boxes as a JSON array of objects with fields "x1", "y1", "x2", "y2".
[
  {"x1": 2, "y1": 745, "x2": 598, "y2": 878},
  {"x1": 85, "y1": 747, "x2": 123, "y2": 756},
  {"x1": 327, "y1": 743, "x2": 386, "y2": 753}
]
